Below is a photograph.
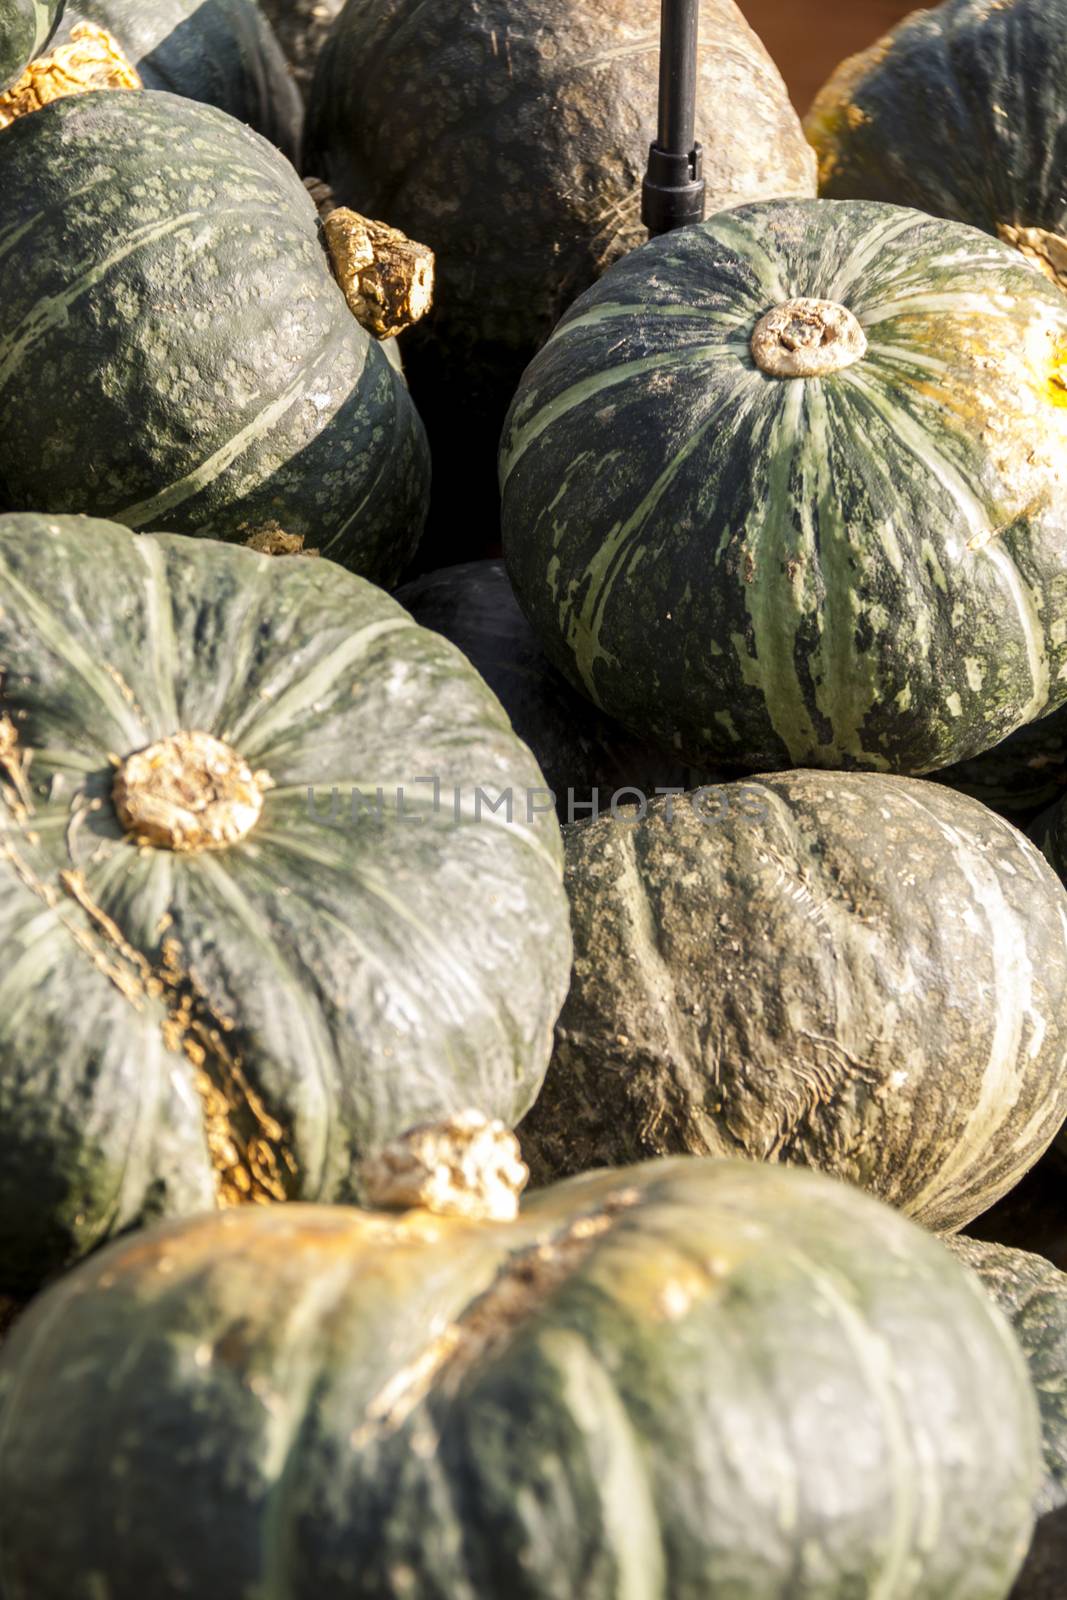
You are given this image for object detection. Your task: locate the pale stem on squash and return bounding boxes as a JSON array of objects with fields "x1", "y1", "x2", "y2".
[
  {"x1": 360, "y1": 1111, "x2": 530, "y2": 1222},
  {"x1": 0, "y1": 24, "x2": 140, "y2": 129},
  {"x1": 998, "y1": 224, "x2": 1067, "y2": 293},
  {"x1": 112, "y1": 730, "x2": 273, "y2": 853},
  {"x1": 304, "y1": 174, "x2": 435, "y2": 339},
  {"x1": 751, "y1": 296, "x2": 867, "y2": 377}
]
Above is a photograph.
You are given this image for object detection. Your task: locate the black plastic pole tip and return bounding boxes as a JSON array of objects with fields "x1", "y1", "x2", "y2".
[
  {"x1": 642, "y1": 141, "x2": 705, "y2": 237},
  {"x1": 643, "y1": 0, "x2": 705, "y2": 237}
]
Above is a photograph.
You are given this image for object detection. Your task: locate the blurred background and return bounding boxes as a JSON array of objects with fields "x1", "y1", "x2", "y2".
[{"x1": 740, "y1": 0, "x2": 917, "y2": 112}]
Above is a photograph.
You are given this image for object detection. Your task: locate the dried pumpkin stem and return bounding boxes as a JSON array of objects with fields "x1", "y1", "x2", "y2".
[
  {"x1": 0, "y1": 23, "x2": 140, "y2": 129},
  {"x1": 360, "y1": 1111, "x2": 529, "y2": 1222},
  {"x1": 112, "y1": 730, "x2": 273, "y2": 853},
  {"x1": 998, "y1": 223, "x2": 1067, "y2": 293},
  {"x1": 304, "y1": 176, "x2": 435, "y2": 339},
  {"x1": 751, "y1": 296, "x2": 867, "y2": 378}
]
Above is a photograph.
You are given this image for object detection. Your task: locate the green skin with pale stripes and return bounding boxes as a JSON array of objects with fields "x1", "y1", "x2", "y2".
[
  {"x1": 501, "y1": 199, "x2": 1067, "y2": 775},
  {"x1": 947, "y1": 1237, "x2": 1067, "y2": 1600},
  {"x1": 0, "y1": 93, "x2": 429, "y2": 584},
  {"x1": 0, "y1": 0, "x2": 61, "y2": 90},
  {"x1": 520, "y1": 772, "x2": 1067, "y2": 1235},
  {"x1": 55, "y1": 0, "x2": 302, "y2": 160},
  {"x1": 806, "y1": 0, "x2": 1067, "y2": 259},
  {"x1": 0, "y1": 514, "x2": 571, "y2": 1298},
  {"x1": 0, "y1": 1159, "x2": 1043, "y2": 1598}
]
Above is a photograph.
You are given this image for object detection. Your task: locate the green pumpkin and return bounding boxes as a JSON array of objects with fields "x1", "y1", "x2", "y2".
[
  {"x1": 0, "y1": 92, "x2": 429, "y2": 584},
  {"x1": 0, "y1": 1156, "x2": 1042, "y2": 1598},
  {"x1": 0, "y1": 0, "x2": 62, "y2": 90},
  {"x1": 934, "y1": 704, "x2": 1067, "y2": 824},
  {"x1": 948, "y1": 1237, "x2": 1067, "y2": 1600},
  {"x1": 520, "y1": 771, "x2": 1067, "y2": 1234},
  {"x1": 0, "y1": 513, "x2": 571, "y2": 1297},
  {"x1": 257, "y1": 0, "x2": 341, "y2": 100},
  {"x1": 502, "y1": 198, "x2": 1067, "y2": 774},
  {"x1": 807, "y1": 0, "x2": 1067, "y2": 294},
  {"x1": 54, "y1": 0, "x2": 301, "y2": 159},
  {"x1": 305, "y1": 0, "x2": 816, "y2": 559},
  {"x1": 396, "y1": 560, "x2": 715, "y2": 820}
]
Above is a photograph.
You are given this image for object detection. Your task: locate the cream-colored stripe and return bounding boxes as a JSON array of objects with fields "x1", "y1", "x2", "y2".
[
  {"x1": 897, "y1": 789, "x2": 1036, "y2": 1221},
  {"x1": 0, "y1": 553, "x2": 145, "y2": 746},
  {"x1": 501, "y1": 342, "x2": 729, "y2": 487},
  {"x1": 231, "y1": 616, "x2": 417, "y2": 752}
]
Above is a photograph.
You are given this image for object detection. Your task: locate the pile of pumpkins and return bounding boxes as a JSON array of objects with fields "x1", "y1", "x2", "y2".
[{"x1": 3, "y1": 0, "x2": 1067, "y2": 1594}]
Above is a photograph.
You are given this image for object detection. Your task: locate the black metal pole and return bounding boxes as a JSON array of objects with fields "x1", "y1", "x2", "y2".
[{"x1": 642, "y1": 0, "x2": 706, "y2": 237}]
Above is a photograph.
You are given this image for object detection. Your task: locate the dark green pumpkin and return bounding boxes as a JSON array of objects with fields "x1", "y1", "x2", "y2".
[
  {"x1": 305, "y1": 0, "x2": 816, "y2": 559},
  {"x1": 807, "y1": 0, "x2": 1067, "y2": 293},
  {"x1": 0, "y1": 513, "x2": 572, "y2": 1297},
  {"x1": 934, "y1": 703, "x2": 1067, "y2": 825},
  {"x1": 54, "y1": 0, "x2": 302, "y2": 159},
  {"x1": 396, "y1": 560, "x2": 715, "y2": 820},
  {"x1": 520, "y1": 771, "x2": 1067, "y2": 1234},
  {"x1": 0, "y1": 0, "x2": 61, "y2": 90},
  {"x1": 0, "y1": 1157, "x2": 1042, "y2": 1597},
  {"x1": 0, "y1": 92, "x2": 428, "y2": 584},
  {"x1": 257, "y1": 0, "x2": 341, "y2": 100},
  {"x1": 948, "y1": 1237, "x2": 1067, "y2": 1600},
  {"x1": 502, "y1": 198, "x2": 1067, "y2": 774}
]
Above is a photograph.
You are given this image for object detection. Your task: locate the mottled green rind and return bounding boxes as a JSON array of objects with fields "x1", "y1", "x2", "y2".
[
  {"x1": 0, "y1": 513, "x2": 571, "y2": 1296},
  {"x1": 934, "y1": 703, "x2": 1067, "y2": 823},
  {"x1": 521, "y1": 771, "x2": 1067, "y2": 1233},
  {"x1": 0, "y1": 0, "x2": 62, "y2": 90},
  {"x1": 396, "y1": 560, "x2": 719, "y2": 820},
  {"x1": 0, "y1": 93, "x2": 429, "y2": 586},
  {"x1": 502, "y1": 199, "x2": 1067, "y2": 774},
  {"x1": 806, "y1": 0, "x2": 1067, "y2": 247},
  {"x1": 56, "y1": 0, "x2": 302, "y2": 159},
  {"x1": 947, "y1": 1236, "x2": 1067, "y2": 1519},
  {"x1": 0, "y1": 1159, "x2": 1042, "y2": 1597},
  {"x1": 257, "y1": 0, "x2": 341, "y2": 100},
  {"x1": 305, "y1": 0, "x2": 816, "y2": 559}
]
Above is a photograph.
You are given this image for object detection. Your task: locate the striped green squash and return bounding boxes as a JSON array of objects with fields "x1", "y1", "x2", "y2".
[
  {"x1": 521, "y1": 771, "x2": 1067, "y2": 1234},
  {"x1": 0, "y1": 0, "x2": 61, "y2": 89},
  {"x1": 807, "y1": 0, "x2": 1067, "y2": 295},
  {"x1": 0, "y1": 92, "x2": 428, "y2": 584},
  {"x1": 55, "y1": 0, "x2": 301, "y2": 159},
  {"x1": 0, "y1": 513, "x2": 571, "y2": 1298},
  {"x1": 501, "y1": 199, "x2": 1067, "y2": 774},
  {"x1": 948, "y1": 1237, "x2": 1067, "y2": 1600},
  {"x1": 0, "y1": 1157, "x2": 1042, "y2": 1598}
]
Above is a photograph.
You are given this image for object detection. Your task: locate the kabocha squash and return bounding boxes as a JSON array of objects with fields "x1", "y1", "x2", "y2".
[
  {"x1": 258, "y1": 0, "x2": 342, "y2": 101},
  {"x1": 934, "y1": 704, "x2": 1067, "y2": 825},
  {"x1": 396, "y1": 560, "x2": 712, "y2": 819},
  {"x1": 520, "y1": 771, "x2": 1067, "y2": 1234},
  {"x1": 502, "y1": 199, "x2": 1067, "y2": 774},
  {"x1": 948, "y1": 1237, "x2": 1067, "y2": 1600},
  {"x1": 0, "y1": 1134, "x2": 1043, "y2": 1599},
  {"x1": 807, "y1": 0, "x2": 1067, "y2": 293},
  {"x1": 305, "y1": 0, "x2": 817, "y2": 556},
  {"x1": 49, "y1": 0, "x2": 302, "y2": 159},
  {"x1": 0, "y1": 514, "x2": 572, "y2": 1297},
  {"x1": 0, "y1": 0, "x2": 61, "y2": 89},
  {"x1": 0, "y1": 92, "x2": 429, "y2": 583}
]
